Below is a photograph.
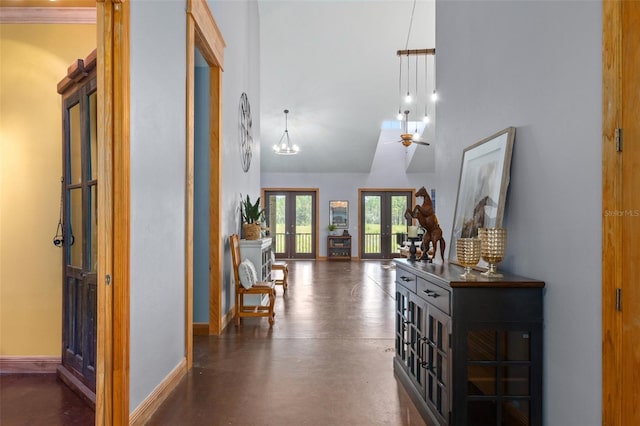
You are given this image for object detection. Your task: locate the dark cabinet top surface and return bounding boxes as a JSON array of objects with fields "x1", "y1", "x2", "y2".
[{"x1": 394, "y1": 259, "x2": 545, "y2": 289}]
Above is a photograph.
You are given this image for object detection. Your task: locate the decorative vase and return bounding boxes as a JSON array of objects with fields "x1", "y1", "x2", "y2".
[
  {"x1": 478, "y1": 227, "x2": 507, "y2": 278},
  {"x1": 243, "y1": 223, "x2": 261, "y2": 240},
  {"x1": 456, "y1": 238, "x2": 481, "y2": 280}
]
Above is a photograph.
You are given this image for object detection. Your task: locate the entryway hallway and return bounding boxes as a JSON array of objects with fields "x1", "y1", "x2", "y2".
[{"x1": 148, "y1": 260, "x2": 425, "y2": 425}]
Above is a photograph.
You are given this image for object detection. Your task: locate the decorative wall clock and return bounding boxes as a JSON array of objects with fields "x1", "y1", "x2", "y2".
[{"x1": 238, "y1": 92, "x2": 253, "y2": 172}]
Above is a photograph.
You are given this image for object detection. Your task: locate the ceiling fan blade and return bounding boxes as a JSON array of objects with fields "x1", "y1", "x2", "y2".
[{"x1": 412, "y1": 140, "x2": 430, "y2": 146}]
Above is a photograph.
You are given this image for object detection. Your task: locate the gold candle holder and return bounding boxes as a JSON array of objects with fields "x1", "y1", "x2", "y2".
[
  {"x1": 456, "y1": 238, "x2": 481, "y2": 280},
  {"x1": 478, "y1": 227, "x2": 507, "y2": 278}
]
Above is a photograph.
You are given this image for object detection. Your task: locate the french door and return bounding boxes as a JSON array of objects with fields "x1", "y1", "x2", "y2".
[
  {"x1": 59, "y1": 72, "x2": 98, "y2": 395},
  {"x1": 264, "y1": 190, "x2": 317, "y2": 259},
  {"x1": 360, "y1": 190, "x2": 412, "y2": 259}
]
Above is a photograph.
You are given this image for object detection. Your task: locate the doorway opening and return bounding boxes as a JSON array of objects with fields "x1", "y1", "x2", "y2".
[
  {"x1": 264, "y1": 189, "x2": 318, "y2": 259},
  {"x1": 359, "y1": 189, "x2": 413, "y2": 259}
]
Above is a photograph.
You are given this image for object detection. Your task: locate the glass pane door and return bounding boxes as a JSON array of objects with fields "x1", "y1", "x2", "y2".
[
  {"x1": 360, "y1": 190, "x2": 412, "y2": 259},
  {"x1": 265, "y1": 190, "x2": 316, "y2": 259}
]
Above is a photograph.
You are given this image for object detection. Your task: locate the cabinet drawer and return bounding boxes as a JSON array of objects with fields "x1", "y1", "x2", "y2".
[
  {"x1": 395, "y1": 269, "x2": 417, "y2": 293},
  {"x1": 417, "y1": 278, "x2": 450, "y2": 315}
]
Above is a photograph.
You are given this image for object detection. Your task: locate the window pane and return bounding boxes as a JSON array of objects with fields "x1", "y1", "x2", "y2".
[
  {"x1": 502, "y1": 366, "x2": 530, "y2": 396},
  {"x1": 295, "y1": 195, "x2": 312, "y2": 253},
  {"x1": 363, "y1": 195, "x2": 381, "y2": 254},
  {"x1": 501, "y1": 331, "x2": 531, "y2": 361},
  {"x1": 468, "y1": 365, "x2": 496, "y2": 396},
  {"x1": 502, "y1": 399, "x2": 530, "y2": 426},
  {"x1": 68, "y1": 188, "x2": 83, "y2": 267},
  {"x1": 468, "y1": 400, "x2": 497, "y2": 426},
  {"x1": 68, "y1": 102, "x2": 82, "y2": 185},
  {"x1": 468, "y1": 330, "x2": 497, "y2": 361},
  {"x1": 89, "y1": 185, "x2": 97, "y2": 272},
  {"x1": 88, "y1": 91, "x2": 97, "y2": 180}
]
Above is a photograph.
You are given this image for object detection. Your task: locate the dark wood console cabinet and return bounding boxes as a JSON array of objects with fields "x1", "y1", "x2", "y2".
[
  {"x1": 393, "y1": 259, "x2": 544, "y2": 426},
  {"x1": 327, "y1": 235, "x2": 351, "y2": 260}
]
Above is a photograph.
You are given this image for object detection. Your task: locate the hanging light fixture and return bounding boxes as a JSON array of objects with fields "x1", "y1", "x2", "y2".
[
  {"x1": 395, "y1": 0, "x2": 435, "y2": 145},
  {"x1": 272, "y1": 109, "x2": 299, "y2": 155}
]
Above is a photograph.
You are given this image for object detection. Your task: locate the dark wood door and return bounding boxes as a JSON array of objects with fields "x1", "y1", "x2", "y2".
[{"x1": 58, "y1": 72, "x2": 98, "y2": 399}]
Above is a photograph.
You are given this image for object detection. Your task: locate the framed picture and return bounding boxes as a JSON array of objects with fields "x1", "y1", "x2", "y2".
[
  {"x1": 329, "y1": 200, "x2": 349, "y2": 228},
  {"x1": 449, "y1": 127, "x2": 516, "y2": 267}
]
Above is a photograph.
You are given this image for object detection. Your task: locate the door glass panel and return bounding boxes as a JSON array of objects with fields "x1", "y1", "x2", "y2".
[
  {"x1": 468, "y1": 400, "x2": 497, "y2": 426},
  {"x1": 69, "y1": 102, "x2": 82, "y2": 184},
  {"x1": 502, "y1": 331, "x2": 531, "y2": 361},
  {"x1": 88, "y1": 91, "x2": 97, "y2": 180},
  {"x1": 468, "y1": 365, "x2": 496, "y2": 395},
  {"x1": 89, "y1": 185, "x2": 97, "y2": 272},
  {"x1": 468, "y1": 330, "x2": 497, "y2": 360},
  {"x1": 390, "y1": 195, "x2": 408, "y2": 254},
  {"x1": 363, "y1": 195, "x2": 381, "y2": 254},
  {"x1": 502, "y1": 366, "x2": 530, "y2": 396},
  {"x1": 69, "y1": 188, "x2": 83, "y2": 267},
  {"x1": 267, "y1": 194, "x2": 286, "y2": 253},
  {"x1": 503, "y1": 400, "x2": 530, "y2": 426},
  {"x1": 295, "y1": 195, "x2": 312, "y2": 254}
]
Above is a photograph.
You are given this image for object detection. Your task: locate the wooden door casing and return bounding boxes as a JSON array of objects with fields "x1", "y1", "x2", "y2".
[{"x1": 602, "y1": 1, "x2": 640, "y2": 424}]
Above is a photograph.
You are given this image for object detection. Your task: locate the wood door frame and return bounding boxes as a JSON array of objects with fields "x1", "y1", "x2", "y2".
[
  {"x1": 262, "y1": 188, "x2": 320, "y2": 259},
  {"x1": 96, "y1": 0, "x2": 130, "y2": 424},
  {"x1": 602, "y1": 0, "x2": 622, "y2": 424},
  {"x1": 186, "y1": 0, "x2": 226, "y2": 340}
]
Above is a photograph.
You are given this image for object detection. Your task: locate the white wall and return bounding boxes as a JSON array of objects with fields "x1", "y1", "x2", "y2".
[
  {"x1": 129, "y1": 0, "x2": 187, "y2": 412},
  {"x1": 435, "y1": 1, "x2": 602, "y2": 424}
]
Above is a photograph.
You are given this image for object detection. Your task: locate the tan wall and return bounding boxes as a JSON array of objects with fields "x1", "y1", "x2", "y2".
[{"x1": 0, "y1": 24, "x2": 95, "y2": 355}]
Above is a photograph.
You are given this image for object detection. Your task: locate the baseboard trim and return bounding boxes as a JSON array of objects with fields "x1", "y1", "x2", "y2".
[
  {"x1": 0, "y1": 356, "x2": 60, "y2": 374},
  {"x1": 222, "y1": 308, "x2": 235, "y2": 331},
  {"x1": 129, "y1": 358, "x2": 187, "y2": 426},
  {"x1": 193, "y1": 322, "x2": 209, "y2": 336}
]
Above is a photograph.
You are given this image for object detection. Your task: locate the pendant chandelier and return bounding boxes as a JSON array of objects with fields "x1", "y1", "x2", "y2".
[
  {"x1": 273, "y1": 109, "x2": 300, "y2": 155},
  {"x1": 395, "y1": 0, "x2": 436, "y2": 146}
]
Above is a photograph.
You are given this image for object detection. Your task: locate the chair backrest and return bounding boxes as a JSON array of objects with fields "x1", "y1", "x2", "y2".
[{"x1": 230, "y1": 234, "x2": 242, "y2": 289}]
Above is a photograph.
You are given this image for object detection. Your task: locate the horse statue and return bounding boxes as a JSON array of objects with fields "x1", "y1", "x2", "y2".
[{"x1": 404, "y1": 186, "x2": 446, "y2": 262}]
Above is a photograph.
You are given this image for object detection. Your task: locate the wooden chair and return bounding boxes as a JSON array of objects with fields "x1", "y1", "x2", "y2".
[
  {"x1": 271, "y1": 252, "x2": 289, "y2": 292},
  {"x1": 230, "y1": 234, "x2": 275, "y2": 326}
]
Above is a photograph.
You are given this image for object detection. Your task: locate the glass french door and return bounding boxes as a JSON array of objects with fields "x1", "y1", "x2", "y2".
[
  {"x1": 265, "y1": 190, "x2": 316, "y2": 259},
  {"x1": 61, "y1": 76, "x2": 98, "y2": 391},
  {"x1": 360, "y1": 190, "x2": 412, "y2": 259}
]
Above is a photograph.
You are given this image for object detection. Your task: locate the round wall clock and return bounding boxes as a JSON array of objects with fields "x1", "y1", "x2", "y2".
[{"x1": 238, "y1": 92, "x2": 253, "y2": 172}]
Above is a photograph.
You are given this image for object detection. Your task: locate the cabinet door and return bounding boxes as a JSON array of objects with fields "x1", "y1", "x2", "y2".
[
  {"x1": 407, "y1": 293, "x2": 428, "y2": 397},
  {"x1": 395, "y1": 284, "x2": 411, "y2": 370},
  {"x1": 424, "y1": 304, "x2": 450, "y2": 425},
  {"x1": 465, "y1": 328, "x2": 535, "y2": 426}
]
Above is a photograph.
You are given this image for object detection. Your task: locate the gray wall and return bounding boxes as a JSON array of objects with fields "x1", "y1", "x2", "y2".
[
  {"x1": 434, "y1": 1, "x2": 602, "y2": 424},
  {"x1": 128, "y1": 0, "x2": 261, "y2": 411},
  {"x1": 129, "y1": 0, "x2": 187, "y2": 411}
]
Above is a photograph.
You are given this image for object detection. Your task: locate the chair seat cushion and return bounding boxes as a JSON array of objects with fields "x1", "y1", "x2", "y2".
[{"x1": 238, "y1": 259, "x2": 257, "y2": 289}]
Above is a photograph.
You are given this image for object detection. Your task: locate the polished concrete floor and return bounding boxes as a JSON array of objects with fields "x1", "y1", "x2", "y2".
[{"x1": 1, "y1": 260, "x2": 426, "y2": 426}]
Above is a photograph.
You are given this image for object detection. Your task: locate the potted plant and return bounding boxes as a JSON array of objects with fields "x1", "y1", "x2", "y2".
[
  {"x1": 328, "y1": 223, "x2": 337, "y2": 236},
  {"x1": 241, "y1": 194, "x2": 265, "y2": 240}
]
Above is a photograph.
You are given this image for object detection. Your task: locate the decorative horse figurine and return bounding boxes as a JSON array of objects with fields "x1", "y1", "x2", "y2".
[{"x1": 404, "y1": 186, "x2": 446, "y2": 262}]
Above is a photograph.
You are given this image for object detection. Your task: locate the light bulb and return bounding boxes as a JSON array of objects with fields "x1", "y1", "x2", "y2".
[
  {"x1": 405, "y1": 92, "x2": 412, "y2": 103},
  {"x1": 397, "y1": 111, "x2": 403, "y2": 121},
  {"x1": 423, "y1": 115, "x2": 430, "y2": 124},
  {"x1": 413, "y1": 132, "x2": 420, "y2": 140},
  {"x1": 281, "y1": 142, "x2": 287, "y2": 150},
  {"x1": 273, "y1": 145, "x2": 278, "y2": 152},
  {"x1": 293, "y1": 145, "x2": 300, "y2": 152},
  {"x1": 431, "y1": 90, "x2": 438, "y2": 102}
]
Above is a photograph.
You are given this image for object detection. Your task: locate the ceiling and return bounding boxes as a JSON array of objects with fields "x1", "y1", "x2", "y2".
[
  {"x1": 0, "y1": 0, "x2": 94, "y2": 6},
  {"x1": 258, "y1": 0, "x2": 436, "y2": 174}
]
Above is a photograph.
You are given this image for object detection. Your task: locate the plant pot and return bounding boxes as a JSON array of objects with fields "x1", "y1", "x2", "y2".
[{"x1": 243, "y1": 223, "x2": 261, "y2": 240}]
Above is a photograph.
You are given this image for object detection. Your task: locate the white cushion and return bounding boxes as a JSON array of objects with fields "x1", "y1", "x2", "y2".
[{"x1": 238, "y1": 259, "x2": 257, "y2": 289}]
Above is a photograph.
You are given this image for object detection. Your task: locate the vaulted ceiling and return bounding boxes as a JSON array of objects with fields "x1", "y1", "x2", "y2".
[{"x1": 258, "y1": 0, "x2": 436, "y2": 174}]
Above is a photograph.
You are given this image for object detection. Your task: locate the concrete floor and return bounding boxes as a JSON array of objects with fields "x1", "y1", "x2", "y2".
[{"x1": 1, "y1": 260, "x2": 426, "y2": 426}]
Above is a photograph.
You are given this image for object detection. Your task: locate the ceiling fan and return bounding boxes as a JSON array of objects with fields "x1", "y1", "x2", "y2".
[{"x1": 391, "y1": 110, "x2": 430, "y2": 147}]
